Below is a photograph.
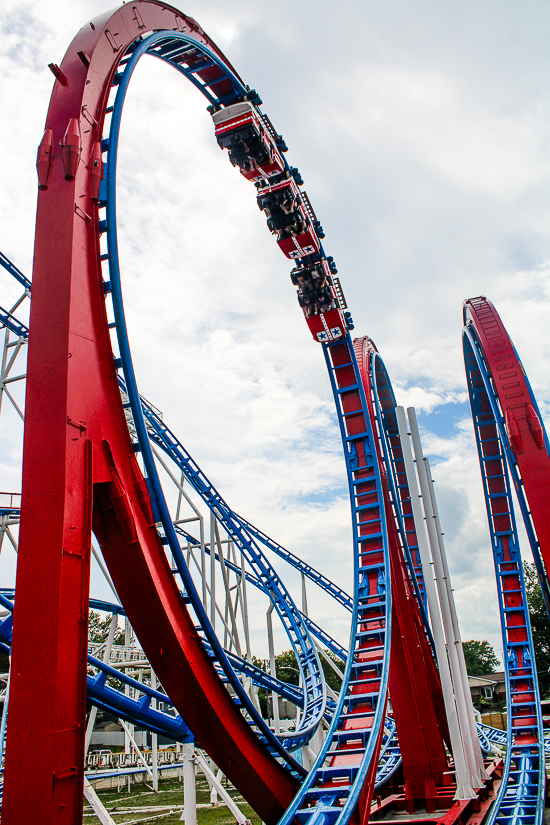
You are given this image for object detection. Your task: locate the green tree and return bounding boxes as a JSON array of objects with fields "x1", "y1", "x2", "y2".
[
  {"x1": 523, "y1": 562, "x2": 550, "y2": 697},
  {"x1": 275, "y1": 649, "x2": 343, "y2": 693},
  {"x1": 462, "y1": 639, "x2": 499, "y2": 676},
  {"x1": 88, "y1": 610, "x2": 124, "y2": 645},
  {"x1": 88, "y1": 611, "x2": 125, "y2": 692},
  {"x1": 252, "y1": 649, "x2": 344, "y2": 716}
]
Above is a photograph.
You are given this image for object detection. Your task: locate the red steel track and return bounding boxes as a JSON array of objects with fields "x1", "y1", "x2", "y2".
[
  {"x1": 354, "y1": 337, "x2": 450, "y2": 811},
  {"x1": 463, "y1": 298, "x2": 550, "y2": 580},
  {"x1": 1, "y1": 4, "x2": 298, "y2": 823}
]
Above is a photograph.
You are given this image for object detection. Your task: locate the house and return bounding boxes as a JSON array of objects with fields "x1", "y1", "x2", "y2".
[{"x1": 468, "y1": 672, "x2": 506, "y2": 707}]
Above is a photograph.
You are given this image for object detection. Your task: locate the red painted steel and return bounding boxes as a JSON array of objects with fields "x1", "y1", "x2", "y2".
[
  {"x1": 463, "y1": 297, "x2": 550, "y2": 580},
  {"x1": 370, "y1": 758, "x2": 503, "y2": 825},
  {"x1": 354, "y1": 337, "x2": 450, "y2": 811},
  {"x1": 2, "y1": 4, "x2": 298, "y2": 823}
]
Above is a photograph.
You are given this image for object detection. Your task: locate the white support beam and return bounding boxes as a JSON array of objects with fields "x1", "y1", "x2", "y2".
[
  {"x1": 84, "y1": 777, "x2": 116, "y2": 825},
  {"x1": 266, "y1": 603, "x2": 280, "y2": 736},
  {"x1": 408, "y1": 407, "x2": 485, "y2": 788},
  {"x1": 151, "y1": 670, "x2": 159, "y2": 793},
  {"x1": 195, "y1": 750, "x2": 251, "y2": 825},
  {"x1": 301, "y1": 572, "x2": 308, "y2": 617},
  {"x1": 423, "y1": 451, "x2": 489, "y2": 782},
  {"x1": 181, "y1": 742, "x2": 196, "y2": 825},
  {"x1": 118, "y1": 718, "x2": 153, "y2": 780},
  {"x1": 396, "y1": 406, "x2": 475, "y2": 800}
]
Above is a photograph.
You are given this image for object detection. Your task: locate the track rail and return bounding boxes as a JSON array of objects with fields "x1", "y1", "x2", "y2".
[
  {"x1": 463, "y1": 298, "x2": 550, "y2": 619},
  {"x1": 355, "y1": 338, "x2": 450, "y2": 804},
  {"x1": 463, "y1": 314, "x2": 545, "y2": 825},
  {"x1": 275, "y1": 335, "x2": 392, "y2": 825}
]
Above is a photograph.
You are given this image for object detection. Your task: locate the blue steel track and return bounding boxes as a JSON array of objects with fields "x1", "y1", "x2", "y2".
[
  {"x1": 463, "y1": 325, "x2": 545, "y2": 825},
  {"x1": 96, "y1": 29, "x2": 394, "y2": 822}
]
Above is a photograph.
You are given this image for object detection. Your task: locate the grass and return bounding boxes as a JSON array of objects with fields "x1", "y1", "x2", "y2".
[{"x1": 83, "y1": 774, "x2": 263, "y2": 825}]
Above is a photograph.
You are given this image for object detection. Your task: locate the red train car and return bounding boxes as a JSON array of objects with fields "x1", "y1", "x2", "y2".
[
  {"x1": 212, "y1": 101, "x2": 285, "y2": 182},
  {"x1": 257, "y1": 178, "x2": 320, "y2": 259},
  {"x1": 291, "y1": 261, "x2": 349, "y2": 342}
]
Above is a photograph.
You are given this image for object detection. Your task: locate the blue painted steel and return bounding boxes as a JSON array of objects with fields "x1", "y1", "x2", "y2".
[
  {"x1": 87, "y1": 655, "x2": 193, "y2": 743},
  {"x1": 125, "y1": 388, "x2": 327, "y2": 747},
  {"x1": 374, "y1": 718, "x2": 401, "y2": 790},
  {"x1": 464, "y1": 327, "x2": 545, "y2": 825},
  {"x1": 233, "y1": 516, "x2": 353, "y2": 612},
  {"x1": 100, "y1": 31, "x2": 326, "y2": 770},
  {"x1": 0, "y1": 258, "x2": 350, "y2": 663},
  {"x1": 176, "y1": 531, "x2": 349, "y2": 662},
  {"x1": 477, "y1": 723, "x2": 498, "y2": 755},
  {"x1": 478, "y1": 722, "x2": 507, "y2": 749},
  {"x1": 0, "y1": 30, "x2": 401, "y2": 819},
  {"x1": 89, "y1": 598, "x2": 126, "y2": 616},
  {"x1": 0, "y1": 252, "x2": 31, "y2": 292},
  {"x1": 0, "y1": 308, "x2": 28, "y2": 339},
  {"x1": 0, "y1": 593, "x2": 193, "y2": 745},
  {"x1": 276, "y1": 336, "x2": 392, "y2": 825},
  {"x1": 494, "y1": 340, "x2": 550, "y2": 622}
]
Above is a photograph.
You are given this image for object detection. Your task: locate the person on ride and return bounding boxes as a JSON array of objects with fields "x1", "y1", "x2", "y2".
[
  {"x1": 298, "y1": 289, "x2": 316, "y2": 317},
  {"x1": 310, "y1": 266, "x2": 327, "y2": 290},
  {"x1": 316, "y1": 286, "x2": 335, "y2": 314},
  {"x1": 296, "y1": 269, "x2": 311, "y2": 289}
]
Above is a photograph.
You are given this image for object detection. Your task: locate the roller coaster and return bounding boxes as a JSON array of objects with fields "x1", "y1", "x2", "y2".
[{"x1": 0, "y1": 3, "x2": 548, "y2": 824}]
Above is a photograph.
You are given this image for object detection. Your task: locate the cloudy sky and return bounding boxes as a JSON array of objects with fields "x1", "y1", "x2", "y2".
[{"x1": 1, "y1": 0, "x2": 549, "y2": 663}]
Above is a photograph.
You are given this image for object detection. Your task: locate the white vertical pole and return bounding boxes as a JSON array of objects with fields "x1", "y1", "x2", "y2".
[
  {"x1": 238, "y1": 549, "x2": 252, "y2": 662},
  {"x1": 85, "y1": 612, "x2": 118, "y2": 755},
  {"x1": 151, "y1": 670, "x2": 159, "y2": 793},
  {"x1": 266, "y1": 604, "x2": 280, "y2": 735},
  {"x1": 396, "y1": 407, "x2": 475, "y2": 799},
  {"x1": 209, "y1": 511, "x2": 216, "y2": 630},
  {"x1": 424, "y1": 453, "x2": 489, "y2": 782},
  {"x1": 0, "y1": 668, "x2": 10, "y2": 767},
  {"x1": 301, "y1": 572, "x2": 308, "y2": 617},
  {"x1": 124, "y1": 618, "x2": 133, "y2": 754},
  {"x1": 408, "y1": 407, "x2": 484, "y2": 788},
  {"x1": 181, "y1": 742, "x2": 197, "y2": 825},
  {"x1": 200, "y1": 515, "x2": 208, "y2": 608},
  {"x1": 216, "y1": 525, "x2": 242, "y2": 658}
]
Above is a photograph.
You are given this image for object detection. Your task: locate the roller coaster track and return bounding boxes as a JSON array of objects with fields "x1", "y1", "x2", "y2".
[
  {"x1": 464, "y1": 298, "x2": 550, "y2": 619},
  {"x1": 0, "y1": 277, "x2": 524, "y2": 819},
  {"x1": 0, "y1": 258, "x2": 405, "y2": 803},
  {"x1": 0, "y1": 252, "x2": 31, "y2": 292},
  {"x1": 463, "y1": 301, "x2": 545, "y2": 825},
  {"x1": 274, "y1": 334, "x2": 392, "y2": 825},
  {"x1": 134, "y1": 339, "x2": 393, "y2": 819},
  {"x1": 0, "y1": 5, "x2": 393, "y2": 821},
  {"x1": 354, "y1": 338, "x2": 453, "y2": 805}
]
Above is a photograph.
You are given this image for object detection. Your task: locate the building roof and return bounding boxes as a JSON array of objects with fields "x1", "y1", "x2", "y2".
[{"x1": 468, "y1": 675, "x2": 497, "y2": 687}]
